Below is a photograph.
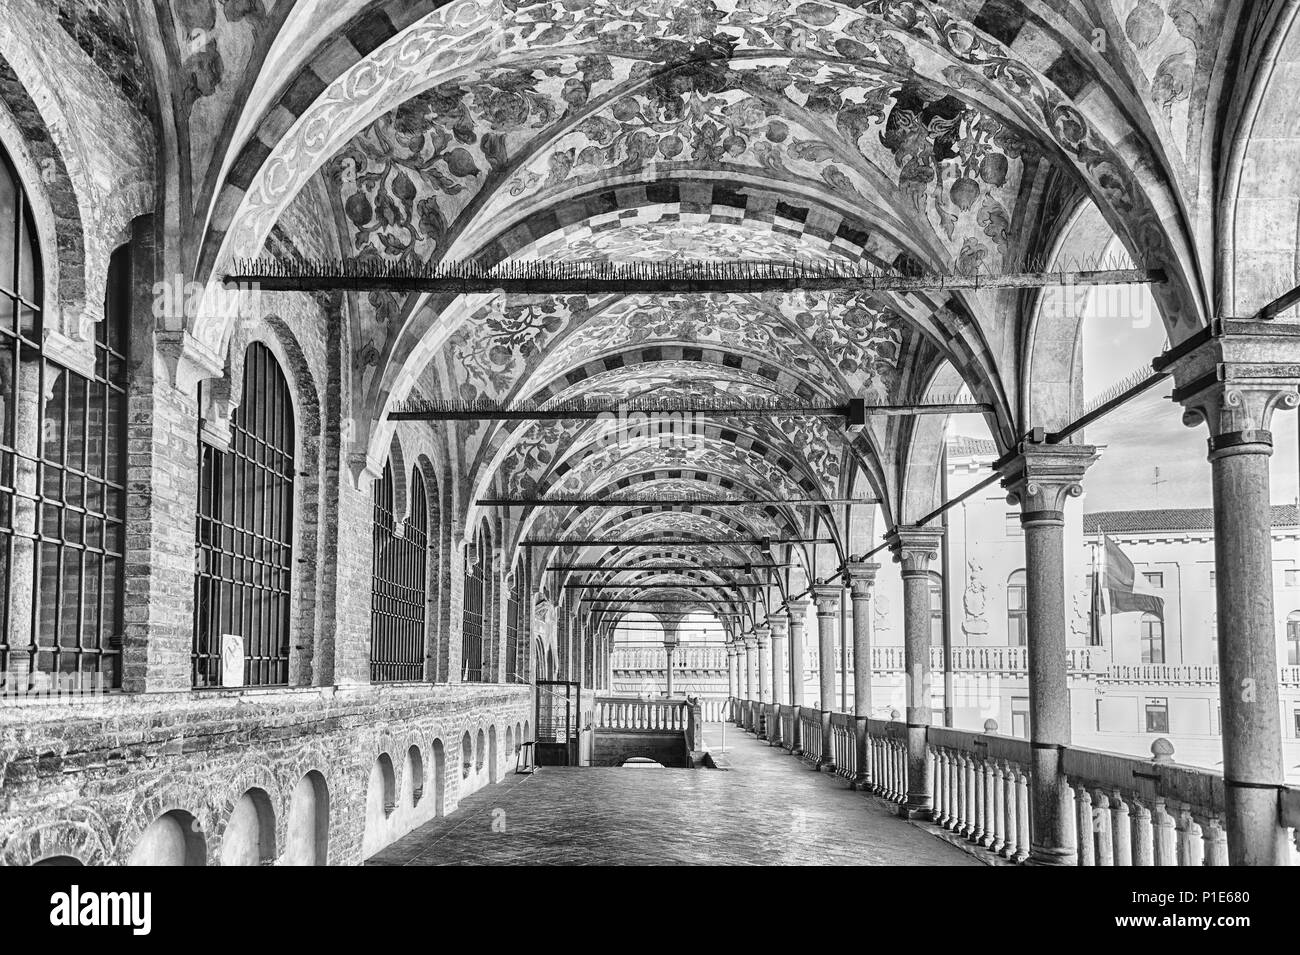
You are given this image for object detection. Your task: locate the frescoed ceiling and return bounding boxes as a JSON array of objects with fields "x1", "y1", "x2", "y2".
[{"x1": 149, "y1": 0, "x2": 1254, "y2": 632}]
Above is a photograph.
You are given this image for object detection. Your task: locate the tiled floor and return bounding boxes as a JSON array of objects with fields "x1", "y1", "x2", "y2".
[{"x1": 366, "y1": 724, "x2": 979, "y2": 866}]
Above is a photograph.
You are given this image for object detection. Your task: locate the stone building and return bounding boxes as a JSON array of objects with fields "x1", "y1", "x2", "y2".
[{"x1": 1, "y1": 0, "x2": 1300, "y2": 868}]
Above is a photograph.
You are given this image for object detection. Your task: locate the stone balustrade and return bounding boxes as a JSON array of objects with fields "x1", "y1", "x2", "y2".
[
  {"x1": 596, "y1": 697, "x2": 688, "y2": 732},
  {"x1": 731, "y1": 696, "x2": 1300, "y2": 865}
]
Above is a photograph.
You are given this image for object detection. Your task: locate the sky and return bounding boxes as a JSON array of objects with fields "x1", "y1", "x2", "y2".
[{"x1": 956, "y1": 279, "x2": 1300, "y2": 512}]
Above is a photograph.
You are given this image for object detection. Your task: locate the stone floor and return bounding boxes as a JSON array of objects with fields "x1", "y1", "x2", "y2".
[{"x1": 367, "y1": 724, "x2": 979, "y2": 866}]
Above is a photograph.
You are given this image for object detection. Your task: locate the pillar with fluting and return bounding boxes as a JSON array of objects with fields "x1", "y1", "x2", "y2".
[
  {"x1": 889, "y1": 527, "x2": 944, "y2": 819},
  {"x1": 786, "y1": 599, "x2": 809, "y2": 753},
  {"x1": 1001, "y1": 439, "x2": 1097, "y2": 864},
  {"x1": 1174, "y1": 335, "x2": 1300, "y2": 865},
  {"x1": 843, "y1": 560, "x2": 880, "y2": 790},
  {"x1": 813, "y1": 585, "x2": 840, "y2": 770}
]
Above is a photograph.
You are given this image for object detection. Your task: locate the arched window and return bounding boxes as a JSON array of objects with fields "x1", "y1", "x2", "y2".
[
  {"x1": 461, "y1": 520, "x2": 488, "y2": 682},
  {"x1": 0, "y1": 144, "x2": 128, "y2": 693},
  {"x1": 1286, "y1": 612, "x2": 1300, "y2": 667},
  {"x1": 371, "y1": 462, "x2": 427, "y2": 681},
  {"x1": 1140, "y1": 613, "x2": 1165, "y2": 664},
  {"x1": 193, "y1": 342, "x2": 295, "y2": 687},
  {"x1": 1007, "y1": 570, "x2": 1027, "y2": 647},
  {"x1": 505, "y1": 568, "x2": 522, "y2": 683}
]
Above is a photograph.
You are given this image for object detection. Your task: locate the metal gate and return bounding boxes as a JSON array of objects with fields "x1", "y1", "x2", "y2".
[{"x1": 535, "y1": 679, "x2": 580, "y2": 766}]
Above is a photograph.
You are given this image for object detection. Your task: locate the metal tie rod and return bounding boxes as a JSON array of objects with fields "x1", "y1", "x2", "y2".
[{"x1": 523, "y1": 537, "x2": 833, "y2": 547}]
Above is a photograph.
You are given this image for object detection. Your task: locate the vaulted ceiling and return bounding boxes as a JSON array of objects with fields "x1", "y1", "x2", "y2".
[{"x1": 53, "y1": 0, "x2": 1278, "y2": 633}]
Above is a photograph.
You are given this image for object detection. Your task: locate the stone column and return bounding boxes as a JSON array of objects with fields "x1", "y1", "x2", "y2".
[
  {"x1": 813, "y1": 585, "x2": 840, "y2": 770},
  {"x1": 756, "y1": 625, "x2": 772, "y2": 738},
  {"x1": 664, "y1": 642, "x2": 675, "y2": 698},
  {"x1": 767, "y1": 614, "x2": 788, "y2": 747},
  {"x1": 1000, "y1": 438, "x2": 1097, "y2": 864},
  {"x1": 1174, "y1": 331, "x2": 1300, "y2": 865},
  {"x1": 744, "y1": 637, "x2": 758, "y2": 701},
  {"x1": 844, "y1": 560, "x2": 880, "y2": 790},
  {"x1": 726, "y1": 646, "x2": 739, "y2": 720},
  {"x1": 787, "y1": 598, "x2": 809, "y2": 753},
  {"x1": 889, "y1": 527, "x2": 944, "y2": 820}
]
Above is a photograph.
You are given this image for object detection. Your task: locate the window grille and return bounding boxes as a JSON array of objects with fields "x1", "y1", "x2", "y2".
[{"x1": 371, "y1": 462, "x2": 428, "y2": 681}]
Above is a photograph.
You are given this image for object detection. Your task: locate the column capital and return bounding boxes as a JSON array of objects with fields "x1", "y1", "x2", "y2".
[
  {"x1": 725, "y1": 644, "x2": 739, "y2": 659},
  {"x1": 786, "y1": 597, "x2": 810, "y2": 621},
  {"x1": 1165, "y1": 320, "x2": 1300, "y2": 440},
  {"x1": 812, "y1": 584, "x2": 840, "y2": 616},
  {"x1": 888, "y1": 526, "x2": 944, "y2": 575},
  {"x1": 754, "y1": 625, "x2": 772, "y2": 648},
  {"x1": 766, "y1": 614, "x2": 789, "y2": 638},
  {"x1": 842, "y1": 560, "x2": 880, "y2": 598},
  {"x1": 998, "y1": 439, "x2": 1098, "y2": 516}
]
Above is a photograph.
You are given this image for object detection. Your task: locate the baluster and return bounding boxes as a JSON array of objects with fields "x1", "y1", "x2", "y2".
[
  {"x1": 1203, "y1": 816, "x2": 1229, "y2": 866},
  {"x1": 1153, "y1": 799, "x2": 1178, "y2": 866},
  {"x1": 1110, "y1": 792, "x2": 1132, "y2": 866},
  {"x1": 989, "y1": 762, "x2": 1005, "y2": 854},
  {"x1": 1093, "y1": 790, "x2": 1114, "y2": 866},
  {"x1": 962, "y1": 754, "x2": 977, "y2": 838},
  {"x1": 948, "y1": 752, "x2": 961, "y2": 832},
  {"x1": 981, "y1": 759, "x2": 997, "y2": 848},
  {"x1": 1131, "y1": 799, "x2": 1154, "y2": 866},
  {"x1": 934, "y1": 751, "x2": 949, "y2": 827},
  {"x1": 1013, "y1": 768, "x2": 1031, "y2": 863},
  {"x1": 999, "y1": 764, "x2": 1018, "y2": 860},
  {"x1": 1179, "y1": 810, "x2": 1204, "y2": 868},
  {"x1": 1075, "y1": 785, "x2": 1095, "y2": 866},
  {"x1": 970, "y1": 756, "x2": 986, "y2": 844}
]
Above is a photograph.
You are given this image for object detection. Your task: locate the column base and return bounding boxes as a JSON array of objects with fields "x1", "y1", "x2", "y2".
[
  {"x1": 899, "y1": 794, "x2": 933, "y2": 821},
  {"x1": 1026, "y1": 844, "x2": 1077, "y2": 866},
  {"x1": 815, "y1": 757, "x2": 835, "y2": 773},
  {"x1": 850, "y1": 772, "x2": 872, "y2": 791}
]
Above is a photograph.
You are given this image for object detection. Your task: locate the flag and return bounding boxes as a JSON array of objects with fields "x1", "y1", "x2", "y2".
[
  {"x1": 1088, "y1": 541, "x2": 1105, "y2": 646},
  {"x1": 1101, "y1": 535, "x2": 1164, "y2": 617}
]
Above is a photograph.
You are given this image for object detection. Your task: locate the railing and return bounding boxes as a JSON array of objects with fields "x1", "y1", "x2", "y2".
[
  {"x1": 928, "y1": 725, "x2": 1033, "y2": 862},
  {"x1": 829, "y1": 711, "x2": 856, "y2": 780},
  {"x1": 799, "y1": 707, "x2": 822, "y2": 764},
  {"x1": 867, "y1": 645, "x2": 1097, "y2": 675},
  {"x1": 865, "y1": 718, "x2": 908, "y2": 803},
  {"x1": 1103, "y1": 663, "x2": 1220, "y2": 685},
  {"x1": 778, "y1": 704, "x2": 797, "y2": 750},
  {"x1": 596, "y1": 697, "x2": 687, "y2": 731},
  {"x1": 611, "y1": 648, "x2": 728, "y2": 670},
  {"x1": 1063, "y1": 744, "x2": 1228, "y2": 865}
]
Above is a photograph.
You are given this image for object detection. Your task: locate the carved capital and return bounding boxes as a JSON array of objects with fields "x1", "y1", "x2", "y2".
[
  {"x1": 754, "y1": 625, "x2": 772, "y2": 648},
  {"x1": 1167, "y1": 321, "x2": 1300, "y2": 437},
  {"x1": 812, "y1": 584, "x2": 840, "y2": 616},
  {"x1": 999, "y1": 441, "x2": 1097, "y2": 514},
  {"x1": 785, "y1": 598, "x2": 810, "y2": 625},
  {"x1": 766, "y1": 614, "x2": 789, "y2": 639},
  {"x1": 888, "y1": 526, "x2": 944, "y2": 575},
  {"x1": 842, "y1": 560, "x2": 881, "y2": 599}
]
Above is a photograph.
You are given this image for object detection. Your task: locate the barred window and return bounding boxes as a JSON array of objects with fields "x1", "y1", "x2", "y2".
[
  {"x1": 0, "y1": 146, "x2": 127, "y2": 693},
  {"x1": 193, "y1": 342, "x2": 295, "y2": 687},
  {"x1": 371, "y1": 462, "x2": 427, "y2": 681},
  {"x1": 505, "y1": 572, "x2": 521, "y2": 682},
  {"x1": 461, "y1": 520, "x2": 488, "y2": 682}
]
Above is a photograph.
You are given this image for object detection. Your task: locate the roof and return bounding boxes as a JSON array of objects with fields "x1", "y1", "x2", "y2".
[
  {"x1": 946, "y1": 436, "x2": 998, "y2": 457},
  {"x1": 1084, "y1": 504, "x2": 1300, "y2": 535}
]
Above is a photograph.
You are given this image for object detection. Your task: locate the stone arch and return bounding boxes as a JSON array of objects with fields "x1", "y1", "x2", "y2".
[
  {"x1": 388, "y1": 431, "x2": 410, "y2": 525},
  {"x1": 285, "y1": 772, "x2": 330, "y2": 866},
  {"x1": 221, "y1": 317, "x2": 326, "y2": 684},
  {"x1": 2, "y1": 808, "x2": 112, "y2": 867},
  {"x1": 475, "y1": 726, "x2": 486, "y2": 774},
  {"x1": 219, "y1": 788, "x2": 276, "y2": 867},
  {"x1": 429, "y1": 737, "x2": 447, "y2": 816},
  {"x1": 1219, "y1": 2, "x2": 1300, "y2": 319},
  {"x1": 127, "y1": 810, "x2": 206, "y2": 867},
  {"x1": 405, "y1": 744, "x2": 425, "y2": 808},
  {"x1": 460, "y1": 730, "x2": 473, "y2": 780},
  {"x1": 488, "y1": 725, "x2": 498, "y2": 784}
]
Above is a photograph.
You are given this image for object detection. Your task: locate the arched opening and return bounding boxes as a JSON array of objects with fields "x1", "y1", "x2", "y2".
[
  {"x1": 475, "y1": 728, "x2": 485, "y2": 774},
  {"x1": 371, "y1": 461, "x2": 429, "y2": 681},
  {"x1": 620, "y1": 757, "x2": 666, "y2": 768},
  {"x1": 193, "y1": 341, "x2": 296, "y2": 687},
  {"x1": 488, "y1": 725, "x2": 498, "y2": 783},
  {"x1": 406, "y1": 745, "x2": 425, "y2": 807},
  {"x1": 430, "y1": 738, "x2": 446, "y2": 816},
  {"x1": 128, "y1": 810, "x2": 206, "y2": 866},
  {"x1": 32, "y1": 856, "x2": 83, "y2": 866},
  {"x1": 285, "y1": 772, "x2": 329, "y2": 866},
  {"x1": 514, "y1": 722, "x2": 522, "y2": 755},
  {"x1": 220, "y1": 789, "x2": 276, "y2": 867},
  {"x1": 374, "y1": 753, "x2": 396, "y2": 816},
  {"x1": 363, "y1": 753, "x2": 398, "y2": 858},
  {"x1": 461, "y1": 731, "x2": 473, "y2": 780},
  {"x1": 523, "y1": 719, "x2": 530, "y2": 743}
]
